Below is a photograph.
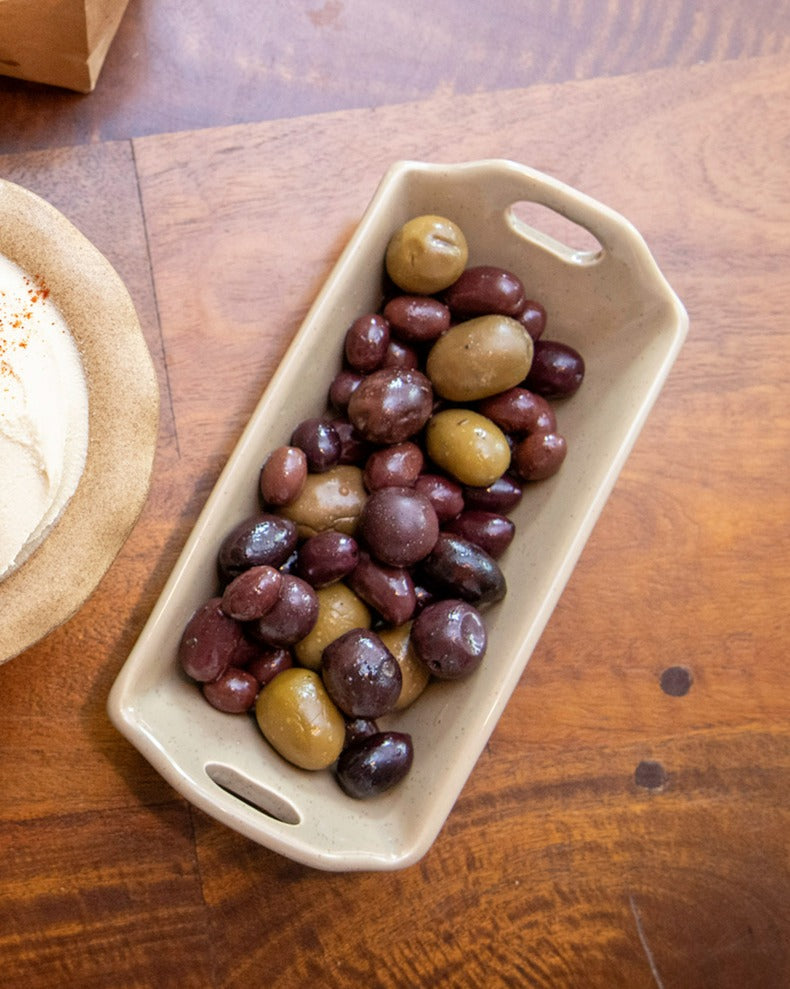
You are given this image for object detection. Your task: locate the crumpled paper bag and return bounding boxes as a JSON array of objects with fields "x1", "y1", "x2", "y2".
[{"x1": 0, "y1": 0, "x2": 130, "y2": 92}]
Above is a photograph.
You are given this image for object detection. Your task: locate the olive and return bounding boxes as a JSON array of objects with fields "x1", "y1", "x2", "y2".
[
  {"x1": 217, "y1": 513, "x2": 298, "y2": 583},
  {"x1": 245, "y1": 647, "x2": 293, "y2": 687},
  {"x1": 322, "y1": 628, "x2": 402, "y2": 719},
  {"x1": 296, "y1": 530, "x2": 359, "y2": 588},
  {"x1": 419, "y1": 533, "x2": 506, "y2": 606},
  {"x1": 178, "y1": 598, "x2": 244, "y2": 683},
  {"x1": 252, "y1": 574, "x2": 319, "y2": 647},
  {"x1": 336, "y1": 731, "x2": 414, "y2": 799},
  {"x1": 513, "y1": 431, "x2": 568, "y2": 481},
  {"x1": 358, "y1": 486, "x2": 439, "y2": 567},
  {"x1": 382, "y1": 338, "x2": 419, "y2": 370},
  {"x1": 328, "y1": 370, "x2": 363, "y2": 413},
  {"x1": 331, "y1": 419, "x2": 372, "y2": 465},
  {"x1": 524, "y1": 339, "x2": 585, "y2": 398},
  {"x1": 382, "y1": 295, "x2": 451, "y2": 343},
  {"x1": 344, "y1": 717, "x2": 379, "y2": 748},
  {"x1": 293, "y1": 583, "x2": 371, "y2": 671},
  {"x1": 443, "y1": 265, "x2": 527, "y2": 318},
  {"x1": 411, "y1": 599, "x2": 487, "y2": 679},
  {"x1": 255, "y1": 668, "x2": 346, "y2": 771},
  {"x1": 347, "y1": 550, "x2": 417, "y2": 625},
  {"x1": 443, "y1": 509, "x2": 515, "y2": 559},
  {"x1": 425, "y1": 409, "x2": 511, "y2": 488},
  {"x1": 377, "y1": 622, "x2": 430, "y2": 710},
  {"x1": 202, "y1": 668, "x2": 259, "y2": 713},
  {"x1": 476, "y1": 387, "x2": 556, "y2": 437},
  {"x1": 363, "y1": 441, "x2": 424, "y2": 491},
  {"x1": 276, "y1": 465, "x2": 367, "y2": 538},
  {"x1": 344, "y1": 313, "x2": 390, "y2": 372},
  {"x1": 347, "y1": 367, "x2": 434, "y2": 445},
  {"x1": 414, "y1": 473, "x2": 465, "y2": 523},
  {"x1": 426, "y1": 315, "x2": 534, "y2": 402},
  {"x1": 462, "y1": 474, "x2": 523, "y2": 514},
  {"x1": 220, "y1": 565, "x2": 282, "y2": 621},
  {"x1": 259, "y1": 445, "x2": 308, "y2": 506},
  {"x1": 290, "y1": 418, "x2": 342, "y2": 473},
  {"x1": 385, "y1": 214, "x2": 468, "y2": 295},
  {"x1": 516, "y1": 299, "x2": 547, "y2": 341}
]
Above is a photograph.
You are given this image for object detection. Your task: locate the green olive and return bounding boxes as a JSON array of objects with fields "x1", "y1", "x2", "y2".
[
  {"x1": 385, "y1": 214, "x2": 469, "y2": 295},
  {"x1": 255, "y1": 668, "x2": 346, "y2": 770},
  {"x1": 426, "y1": 409, "x2": 511, "y2": 488},
  {"x1": 377, "y1": 622, "x2": 430, "y2": 710},
  {"x1": 426, "y1": 314, "x2": 534, "y2": 402},
  {"x1": 276, "y1": 465, "x2": 367, "y2": 538},
  {"x1": 293, "y1": 583, "x2": 372, "y2": 670}
]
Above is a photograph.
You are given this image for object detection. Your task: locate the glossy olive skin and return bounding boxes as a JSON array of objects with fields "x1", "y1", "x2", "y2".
[
  {"x1": 363, "y1": 441, "x2": 424, "y2": 491},
  {"x1": 443, "y1": 509, "x2": 515, "y2": 559},
  {"x1": 344, "y1": 313, "x2": 390, "y2": 372},
  {"x1": 377, "y1": 622, "x2": 430, "y2": 710},
  {"x1": 259, "y1": 445, "x2": 308, "y2": 506},
  {"x1": 347, "y1": 367, "x2": 434, "y2": 445},
  {"x1": 245, "y1": 646, "x2": 293, "y2": 687},
  {"x1": 202, "y1": 668, "x2": 259, "y2": 713},
  {"x1": 385, "y1": 214, "x2": 468, "y2": 295},
  {"x1": 419, "y1": 533, "x2": 506, "y2": 606},
  {"x1": 411, "y1": 599, "x2": 487, "y2": 679},
  {"x1": 217, "y1": 514, "x2": 298, "y2": 583},
  {"x1": 513, "y1": 431, "x2": 568, "y2": 481},
  {"x1": 516, "y1": 299, "x2": 547, "y2": 341},
  {"x1": 426, "y1": 409, "x2": 511, "y2": 488},
  {"x1": 382, "y1": 295, "x2": 450, "y2": 343},
  {"x1": 322, "y1": 628, "x2": 402, "y2": 719},
  {"x1": 276, "y1": 465, "x2": 367, "y2": 538},
  {"x1": 255, "y1": 668, "x2": 346, "y2": 771},
  {"x1": 221, "y1": 565, "x2": 283, "y2": 621},
  {"x1": 462, "y1": 474, "x2": 523, "y2": 514},
  {"x1": 358, "y1": 486, "x2": 440, "y2": 567},
  {"x1": 414, "y1": 473, "x2": 465, "y2": 522},
  {"x1": 179, "y1": 598, "x2": 243, "y2": 683},
  {"x1": 426, "y1": 315, "x2": 533, "y2": 402},
  {"x1": 290, "y1": 418, "x2": 342, "y2": 473},
  {"x1": 524, "y1": 339, "x2": 585, "y2": 398},
  {"x1": 443, "y1": 265, "x2": 527, "y2": 318},
  {"x1": 476, "y1": 387, "x2": 556, "y2": 437},
  {"x1": 252, "y1": 574, "x2": 319, "y2": 647},
  {"x1": 293, "y1": 582, "x2": 371, "y2": 671},
  {"x1": 296, "y1": 530, "x2": 359, "y2": 588},
  {"x1": 347, "y1": 550, "x2": 417, "y2": 625},
  {"x1": 328, "y1": 370, "x2": 363, "y2": 413},
  {"x1": 336, "y1": 731, "x2": 414, "y2": 799}
]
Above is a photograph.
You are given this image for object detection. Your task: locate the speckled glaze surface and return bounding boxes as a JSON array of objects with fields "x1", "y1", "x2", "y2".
[
  {"x1": 0, "y1": 179, "x2": 159, "y2": 664},
  {"x1": 107, "y1": 160, "x2": 688, "y2": 871}
]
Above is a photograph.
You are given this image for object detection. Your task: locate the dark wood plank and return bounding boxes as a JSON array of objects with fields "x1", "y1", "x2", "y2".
[{"x1": 1, "y1": 0, "x2": 789, "y2": 153}]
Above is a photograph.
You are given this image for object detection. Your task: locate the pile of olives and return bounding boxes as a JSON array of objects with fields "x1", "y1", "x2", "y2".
[{"x1": 178, "y1": 213, "x2": 585, "y2": 800}]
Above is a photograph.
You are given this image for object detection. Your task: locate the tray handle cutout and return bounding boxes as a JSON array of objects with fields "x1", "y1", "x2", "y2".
[{"x1": 206, "y1": 762, "x2": 301, "y2": 826}]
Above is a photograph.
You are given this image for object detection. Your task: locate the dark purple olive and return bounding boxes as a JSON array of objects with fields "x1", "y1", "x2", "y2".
[
  {"x1": 290, "y1": 417, "x2": 342, "y2": 473},
  {"x1": 443, "y1": 510, "x2": 515, "y2": 559},
  {"x1": 347, "y1": 550, "x2": 417, "y2": 626},
  {"x1": 523, "y1": 339, "x2": 585, "y2": 398},
  {"x1": 328, "y1": 370, "x2": 364, "y2": 413},
  {"x1": 344, "y1": 717, "x2": 379, "y2": 748},
  {"x1": 202, "y1": 668, "x2": 259, "y2": 713},
  {"x1": 462, "y1": 474, "x2": 523, "y2": 513},
  {"x1": 418, "y1": 533, "x2": 506, "y2": 606},
  {"x1": 336, "y1": 731, "x2": 414, "y2": 799},
  {"x1": 516, "y1": 299, "x2": 547, "y2": 341},
  {"x1": 252, "y1": 574, "x2": 319, "y2": 647},
  {"x1": 322, "y1": 628, "x2": 402, "y2": 718},
  {"x1": 217, "y1": 513, "x2": 298, "y2": 583},
  {"x1": 344, "y1": 313, "x2": 390, "y2": 372},
  {"x1": 331, "y1": 418, "x2": 373, "y2": 465},
  {"x1": 178, "y1": 598, "x2": 243, "y2": 683},
  {"x1": 245, "y1": 646, "x2": 293, "y2": 687},
  {"x1": 476, "y1": 387, "x2": 556, "y2": 436},
  {"x1": 411, "y1": 599, "x2": 487, "y2": 679},
  {"x1": 296, "y1": 530, "x2": 359, "y2": 588},
  {"x1": 414, "y1": 473, "x2": 465, "y2": 522},
  {"x1": 220, "y1": 565, "x2": 283, "y2": 620},
  {"x1": 382, "y1": 295, "x2": 450, "y2": 342},
  {"x1": 363, "y1": 442, "x2": 424, "y2": 491},
  {"x1": 358, "y1": 486, "x2": 439, "y2": 567},
  {"x1": 513, "y1": 431, "x2": 567, "y2": 481},
  {"x1": 381, "y1": 338, "x2": 420, "y2": 369},
  {"x1": 347, "y1": 367, "x2": 434, "y2": 444},
  {"x1": 444, "y1": 265, "x2": 527, "y2": 318}
]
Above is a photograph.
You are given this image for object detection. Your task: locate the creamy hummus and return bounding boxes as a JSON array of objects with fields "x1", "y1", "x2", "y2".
[{"x1": 0, "y1": 253, "x2": 89, "y2": 580}]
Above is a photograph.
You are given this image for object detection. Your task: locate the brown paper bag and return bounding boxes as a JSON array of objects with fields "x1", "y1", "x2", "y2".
[{"x1": 0, "y1": 0, "x2": 130, "y2": 92}]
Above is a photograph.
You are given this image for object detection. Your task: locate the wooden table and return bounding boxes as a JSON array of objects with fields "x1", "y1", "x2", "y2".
[{"x1": 1, "y1": 4, "x2": 789, "y2": 986}]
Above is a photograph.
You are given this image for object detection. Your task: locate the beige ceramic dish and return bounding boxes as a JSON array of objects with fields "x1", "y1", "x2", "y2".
[
  {"x1": 108, "y1": 160, "x2": 687, "y2": 871},
  {"x1": 0, "y1": 179, "x2": 159, "y2": 664}
]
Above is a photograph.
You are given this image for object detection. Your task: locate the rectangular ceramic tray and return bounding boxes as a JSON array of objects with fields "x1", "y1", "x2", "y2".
[{"x1": 108, "y1": 159, "x2": 688, "y2": 871}]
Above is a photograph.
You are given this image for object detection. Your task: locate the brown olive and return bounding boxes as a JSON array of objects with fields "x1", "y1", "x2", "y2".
[
  {"x1": 347, "y1": 367, "x2": 433, "y2": 445},
  {"x1": 443, "y1": 265, "x2": 527, "y2": 318},
  {"x1": 293, "y1": 583, "x2": 371, "y2": 671},
  {"x1": 425, "y1": 409, "x2": 511, "y2": 488},
  {"x1": 385, "y1": 214, "x2": 468, "y2": 295},
  {"x1": 276, "y1": 465, "x2": 367, "y2": 538},
  {"x1": 426, "y1": 314, "x2": 534, "y2": 402},
  {"x1": 513, "y1": 431, "x2": 568, "y2": 481},
  {"x1": 259, "y1": 445, "x2": 308, "y2": 506},
  {"x1": 255, "y1": 668, "x2": 346, "y2": 771},
  {"x1": 358, "y1": 486, "x2": 439, "y2": 567}
]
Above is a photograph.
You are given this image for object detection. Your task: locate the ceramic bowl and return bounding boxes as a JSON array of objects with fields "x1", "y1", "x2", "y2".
[
  {"x1": 0, "y1": 180, "x2": 159, "y2": 664},
  {"x1": 107, "y1": 160, "x2": 687, "y2": 870}
]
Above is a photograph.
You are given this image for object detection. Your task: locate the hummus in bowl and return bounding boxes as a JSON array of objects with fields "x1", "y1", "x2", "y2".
[{"x1": 0, "y1": 179, "x2": 159, "y2": 664}]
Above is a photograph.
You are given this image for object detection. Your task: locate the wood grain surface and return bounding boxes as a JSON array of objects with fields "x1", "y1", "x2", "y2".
[
  {"x1": 1, "y1": 0, "x2": 789, "y2": 152},
  {"x1": 0, "y1": 40, "x2": 789, "y2": 989}
]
